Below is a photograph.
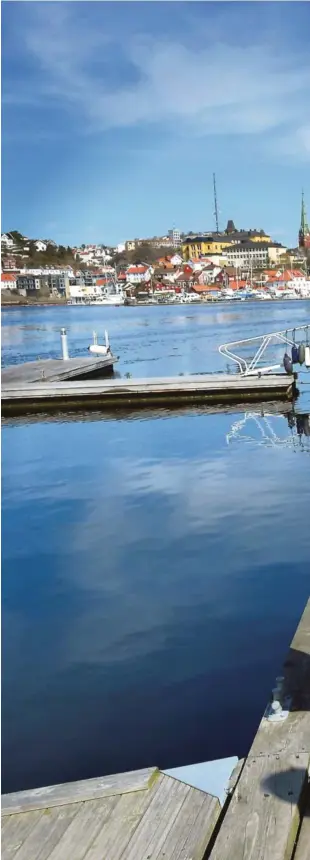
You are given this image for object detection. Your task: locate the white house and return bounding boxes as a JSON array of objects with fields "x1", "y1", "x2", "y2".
[
  {"x1": 170, "y1": 253, "x2": 183, "y2": 266},
  {"x1": 1, "y1": 234, "x2": 15, "y2": 248},
  {"x1": 126, "y1": 264, "x2": 153, "y2": 284},
  {"x1": 1, "y1": 273, "x2": 17, "y2": 290},
  {"x1": 35, "y1": 241, "x2": 47, "y2": 252}
]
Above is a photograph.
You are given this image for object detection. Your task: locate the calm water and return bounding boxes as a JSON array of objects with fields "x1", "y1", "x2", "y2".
[{"x1": 2, "y1": 302, "x2": 310, "y2": 793}]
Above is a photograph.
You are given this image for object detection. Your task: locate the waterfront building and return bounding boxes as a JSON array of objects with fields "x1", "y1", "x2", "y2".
[
  {"x1": 224, "y1": 241, "x2": 286, "y2": 269},
  {"x1": 182, "y1": 220, "x2": 272, "y2": 261},
  {"x1": 16, "y1": 274, "x2": 50, "y2": 297},
  {"x1": 1, "y1": 273, "x2": 17, "y2": 290}
]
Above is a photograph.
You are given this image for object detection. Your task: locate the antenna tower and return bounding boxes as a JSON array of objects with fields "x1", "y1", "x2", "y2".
[{"x1": 213, "y1": 173, "x2": 219, "y2": 233}]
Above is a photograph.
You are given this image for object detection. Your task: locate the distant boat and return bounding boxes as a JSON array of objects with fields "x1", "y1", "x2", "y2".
[{"x1": 89, "y1": 294, "x2": 125, "y2": 306}]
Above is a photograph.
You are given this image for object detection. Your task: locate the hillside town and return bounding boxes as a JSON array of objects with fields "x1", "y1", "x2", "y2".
[{"x1": 2, "y1": 194, "x2": 310, "y2": 304}]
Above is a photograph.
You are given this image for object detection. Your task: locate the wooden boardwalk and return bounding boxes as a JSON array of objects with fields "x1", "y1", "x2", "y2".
[
  {"x1": 1, "y1": 371, "x2": 295, "y2": 415},
  {"x1": 2, "y1": 598, "x2": 310, "y2": 859},
  {"x1": 209, "y1": 597, "x2": 310, "y2": 860},
  {"x1": 1, "y1": 356, "x2": 117, "y2": 386},
  {"x1": 1, "y1": 768, "x2": 221, "y2": 860}
]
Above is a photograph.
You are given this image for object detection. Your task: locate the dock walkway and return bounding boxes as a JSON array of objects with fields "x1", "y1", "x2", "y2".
[
  {"x1": 2, "y1": 599, "x2": 310, "y2": 859},
  {"x1": 1, "y1": 356, "x2": 116, "y2": 385},
  {"x1": 1, "y1": 371, "x2": 295, "y2": 414}
]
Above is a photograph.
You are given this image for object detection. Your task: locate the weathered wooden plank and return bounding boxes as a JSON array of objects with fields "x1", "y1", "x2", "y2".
[
  {"x1": 250, "y1": 599, "x2": 310, "y2": 759},
  {"x1": 124, "y1": 775, "x2": 191, "y2": 860},
  {"x1": 150, "y1": 784, "x2": 220, "y2": 860},
  {"x1": 42, "y1": 797, "x2": 117, "y2": 860},
  {"x1": 1, "y1": 357, "x2": 116, "y2": 386},
  {"x1": 226, "y1": 758, "x2": 245, "y2": 797},
  {"x1": 4, "y1": 804, "x2": 80, "y2": 860},
  {"x1": 2, "y1": 374, "x2": 293, "y2": 395},
  {"x1": 83, "y1": 777, "x2": 162, "y2": 860},
  {"x1": 1, "y1": 810, "x2": 43, "y2": 860},
  {"x1": 293, "y1": 786, "x2": 310, "y2": 860},
  {"x1": 1, "y1": 374, "x2": 293, "y2": 416},
  {"x1": 208, "y1": 752, "x2": 309, "y2": 860},
  {"x1": 1, "y1": 768, "x2": 158, "y2": 815}
]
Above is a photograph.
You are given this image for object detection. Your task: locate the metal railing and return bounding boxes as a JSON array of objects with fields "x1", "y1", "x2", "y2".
[{"x1": 219, "y1": 324, "x2": 310, "y2": 375}]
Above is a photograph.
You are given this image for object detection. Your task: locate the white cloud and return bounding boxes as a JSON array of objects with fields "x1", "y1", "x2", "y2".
[
  {"x1": 272, "y1": 124, "x2": 310, "y2": 161},
  {"x1": 4, "y1": 4, "x2": 310, "y2": 159}
]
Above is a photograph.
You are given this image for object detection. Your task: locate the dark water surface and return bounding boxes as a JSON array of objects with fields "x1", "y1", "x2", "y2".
[{"x1": 2, "y1": 302, "x2": 310, "y2": 793}]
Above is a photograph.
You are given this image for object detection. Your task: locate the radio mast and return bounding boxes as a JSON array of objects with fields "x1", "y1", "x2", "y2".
[{"x1": 213, "y1": 173, "x2": 219, "y2": 233}]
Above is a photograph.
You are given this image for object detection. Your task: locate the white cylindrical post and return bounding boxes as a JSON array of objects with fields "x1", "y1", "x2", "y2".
[
  {"x1": 105, "y1": 329, "x2": 109, "y2": 350},
  {"x1": 60, "y1": 327, "x2": 69, "y2": 360}
]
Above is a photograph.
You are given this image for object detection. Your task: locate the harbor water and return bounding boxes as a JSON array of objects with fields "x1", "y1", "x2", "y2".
[{"x1": 2, "y1": 301, "x2": 310, "y2": 793}]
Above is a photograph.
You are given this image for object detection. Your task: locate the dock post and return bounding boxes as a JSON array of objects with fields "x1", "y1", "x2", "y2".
[{"x1": 60, "y1": 328, "x2": 69, "y2": 360}]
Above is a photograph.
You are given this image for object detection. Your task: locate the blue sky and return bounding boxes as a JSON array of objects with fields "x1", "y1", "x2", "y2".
[{"x1": 2, "y1": 1, "x2": 310, "y2": 247}]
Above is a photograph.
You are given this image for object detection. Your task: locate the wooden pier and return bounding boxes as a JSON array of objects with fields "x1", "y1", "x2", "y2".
[
  {"x1": 1, "y1": 368, "x2": 295, "y2": 415},
  {"x1": 1, "y1": 356, "x2": 117, "y2": 386},
  {"x1": 2, "y1": 598, "x2": 310, "y2": 859}
]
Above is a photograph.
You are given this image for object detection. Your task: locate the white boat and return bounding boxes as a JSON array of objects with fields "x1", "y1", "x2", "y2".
[{"x1": 90, "y1": 294, "x2": 125, "y2": 306}]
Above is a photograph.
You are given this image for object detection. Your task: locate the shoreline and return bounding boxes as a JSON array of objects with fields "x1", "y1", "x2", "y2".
[{"x1": 2, "y1": 296, "x2": 310, "y2": 309}]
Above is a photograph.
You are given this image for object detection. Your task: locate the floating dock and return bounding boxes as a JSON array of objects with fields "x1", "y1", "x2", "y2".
[
  {"x1": 1, "y1": 356, "x2": 117, "y2": 385},
  {"x1": 2, "y1": 599, "x2": 310, "y2": 859},
  {"x1": 1, "y1": 369, "x2": 295, "y2": 415}
]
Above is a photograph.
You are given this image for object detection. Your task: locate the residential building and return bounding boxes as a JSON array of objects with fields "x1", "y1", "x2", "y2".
[
  {"x1": 169, "y1": 253, "x2": 183, "y2": 265},
  {"x1": 1, "y1": 255, "x2": 19, "y2": 271},
  {"x1": 46, "y1": 273, "x2": 70, "y2": 297},
  {"x1": 267, "y1": 244, "x2": 288, "y2": 264},
  {"x1": 224, "y1": 242, "x2": 286, "y2": 269},
  {"x1": 1, "y1": 273, "x2": 17, "y2": 290},
  {"x1": 1, "y1": 233, "x2": 15, "y2": 249},
  {"x1": 126, "y1": 264, "x2": 153, "y2": 284},
  {"x1": 168, "y1": 228, "x2": 181, "y2": 247},
  {"x1": 197, "y1": 265, "x2": 223, "y2": 285},
  {"x1": 16, "y1": 274, "x2": 50, "y2": 297}
]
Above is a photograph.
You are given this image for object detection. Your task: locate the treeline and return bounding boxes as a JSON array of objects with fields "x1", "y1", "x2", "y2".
[
  {"x1": 114, "y1": 242, "x2": 176, "y2": 267},
  {"x1": 26, "y1": 242, "x2": 76, "y2": 268},
  {"x1": 3, "y1": 231, "x2": 81, "y2": 270}
]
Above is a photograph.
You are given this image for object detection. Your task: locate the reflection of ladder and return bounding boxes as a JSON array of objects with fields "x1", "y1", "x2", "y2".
[
  {"x1": 226, "y1": 412, "x2": 310, "y2": 452},
  {"x1": 219, "y1": 324, "x2": 310, "y2": 375}
]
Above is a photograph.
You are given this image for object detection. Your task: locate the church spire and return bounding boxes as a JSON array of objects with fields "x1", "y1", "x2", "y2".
[{"x1": 299, "y1": 190, "x2": 310, "y2": 248}]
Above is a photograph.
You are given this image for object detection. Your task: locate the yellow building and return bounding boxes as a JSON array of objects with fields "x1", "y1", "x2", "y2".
[
  {"x1": 182, "y1": 223, "x2": 271, "y2": 261},
  {"x1": 182, "y1": 237, "x2": 233, "y2": 260}
]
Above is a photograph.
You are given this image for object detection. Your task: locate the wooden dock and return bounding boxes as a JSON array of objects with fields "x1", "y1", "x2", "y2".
[
  {"x1": 1, "y1": 370, "x2": 295, "y2": 415},
  {"x1": 209, "y1": 597, "x2": 310, "y2": 860},
  {"x1": 2, "y1": 598, "x2": 310, "y2": 859},
  {"x1": 1, "y1": 356, "x2": 117, "y2": 386}
]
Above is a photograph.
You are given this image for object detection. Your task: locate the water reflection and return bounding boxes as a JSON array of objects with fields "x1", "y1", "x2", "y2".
[
  {"x1": 2, "y1": 406, "x2": 310, "y2": 792},
  {"x1": 227, "y1": 411, "x2": 310, "y2": 451}
]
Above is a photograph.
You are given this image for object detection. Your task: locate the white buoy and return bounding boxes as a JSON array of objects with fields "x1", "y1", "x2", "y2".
[
  {"x1": 89, "y1": 344, "x2": 109, "y2": 355},
  {"x1": 60, "y1": 327, "x2": 69, "y2": 360},
  {"x1": 88, "y1": 329, "x2": 110, "y2": 355},
  {"x1": 305, "y1": 345, "x2": 310, "y2": 367}
]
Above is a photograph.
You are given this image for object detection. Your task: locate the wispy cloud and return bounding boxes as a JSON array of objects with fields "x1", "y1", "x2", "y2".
[{"x1": 3, "y1": 1, "x2": 310, "y2": 161}]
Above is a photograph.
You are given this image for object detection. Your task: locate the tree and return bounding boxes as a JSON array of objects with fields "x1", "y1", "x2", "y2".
[{"x1": 9, "y1": 230, "x2": 24, "y2": 245}]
